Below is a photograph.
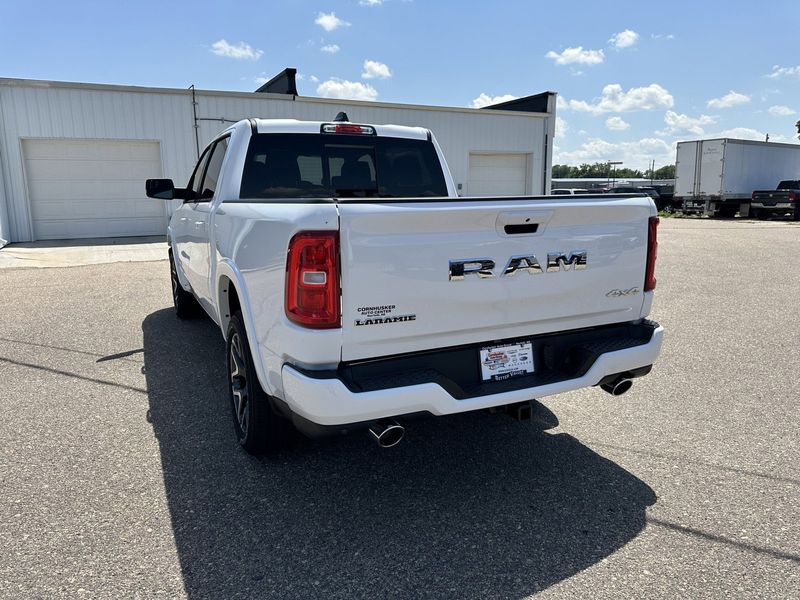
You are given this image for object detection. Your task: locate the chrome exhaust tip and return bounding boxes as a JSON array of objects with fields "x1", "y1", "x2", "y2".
[
  {"x1": 600, "y1": 378, "x2": 633, "y2": 396},
  {"x1": 368, "y1": 419, "x2": 405, "y2": 448}
]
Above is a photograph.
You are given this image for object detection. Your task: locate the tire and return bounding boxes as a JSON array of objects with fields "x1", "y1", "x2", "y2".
[
  {"x1": 793, "y1": 206, "x2": 800, "y2": 221},
  {"x1": 717, "y1": 204, "x2": 737, "y2": 219},
  {"x1": 226, "y1": 311, "x2": 292, "y2": 454},
  {"x1": 169, "y1": 250, "x2": 202, "y2": 319},
  {"x1": 756, "y1": 209, "x2": 770, "y2": 221}
]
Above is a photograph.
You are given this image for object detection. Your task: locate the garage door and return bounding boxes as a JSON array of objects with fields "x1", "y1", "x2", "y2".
[
  {"x1": 23, "y1": 139, "x2": 166, "y2": 240},
  {"x1": 468, "y1": 153, "x2": 530, "y2": 196}
]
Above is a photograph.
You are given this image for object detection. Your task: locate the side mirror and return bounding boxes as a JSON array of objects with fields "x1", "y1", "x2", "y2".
[
  {"x1": 146, "y1": 179, "x2": 190, "y2": 200},
  {"x1": 146, "y1": 179, "x2": 175, "y2": 199}
]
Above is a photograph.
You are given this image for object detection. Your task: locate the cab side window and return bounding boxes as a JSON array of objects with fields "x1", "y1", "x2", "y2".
[
  {"x1": 198, "y1": 137, "x2": 229, "y2": 200},
  {"x1": 187, "y1": 147, "x2": 212, "y2": 200}
]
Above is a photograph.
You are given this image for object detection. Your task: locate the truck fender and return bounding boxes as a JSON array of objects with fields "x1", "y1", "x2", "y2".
[
  {"x1": 167, "y1": 225, "x2": 190, "y2": 291},
  {"x1": 215, "y1": 259, "x2": 276, "y2": 397}
]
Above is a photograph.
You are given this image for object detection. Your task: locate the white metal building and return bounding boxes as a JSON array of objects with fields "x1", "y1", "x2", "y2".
[{"x1": 0, "y1": 74, "x2": 555, "y2": 244}]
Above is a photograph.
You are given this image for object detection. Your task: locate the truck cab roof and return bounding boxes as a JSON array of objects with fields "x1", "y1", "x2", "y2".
[{"x1": 249, "y1": 118, "x2": 430, "y2": 140}]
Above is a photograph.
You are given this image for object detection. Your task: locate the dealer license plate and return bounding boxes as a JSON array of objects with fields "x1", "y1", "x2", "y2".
[{"x1": 479, "y1": 342, "x2": 534, "y2": 382}]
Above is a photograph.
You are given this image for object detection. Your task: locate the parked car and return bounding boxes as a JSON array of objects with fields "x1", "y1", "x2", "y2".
[
  {"x1": 606, "y1": 185, "x2": 671, "y2": 210},
  {"x1": 145, "y1": 116, "x2": 664, "y2": 453},
  {"x1": 550, "y1": 188, "x2": 593, "y2": 195},
  {"x1": 608, "y1": 186, "x2": 647, "y2": 195},
  {"x1": 750, "y1": 180, "x2": 800, "y2": 220},
  {"x1": 638, "y1": 187, "x2": 661, "y2": 200}
]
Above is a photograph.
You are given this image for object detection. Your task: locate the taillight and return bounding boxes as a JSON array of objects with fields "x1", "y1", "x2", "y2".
[
  {"x1": 644, "y1": 217, "x2": 659, "y2": 292},
  {"x1": 789, "y1": 191, "x2": 797, "y2": 202},
  {"x1": 285, "y1": 231, "x2": 340, "y2": 328},
  {"x1": 751, "y1": 192, "x2": 757, "y2": 201}
]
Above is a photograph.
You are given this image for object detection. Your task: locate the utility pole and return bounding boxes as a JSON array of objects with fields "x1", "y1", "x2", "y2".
[
  {"x1": 607, "y1": 161, "x2": 622, "y2": 188},
  {"x1": 189, "y1": 84, "x2": 200, "y2": 160}
]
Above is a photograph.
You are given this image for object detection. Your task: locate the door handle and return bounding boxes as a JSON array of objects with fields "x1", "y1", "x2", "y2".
[
  {"x1": 504, "y1": 223, "x2": 540, "y2": 235},
  {"x1": 496, "y1": 210, "x2": 553, "y2": 237}
]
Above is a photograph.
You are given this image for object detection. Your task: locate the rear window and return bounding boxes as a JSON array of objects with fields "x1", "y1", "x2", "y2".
[
  {"x1": 777, "y1": 180, "x2": 800, "y2": 189},
  {"x1": 240, "y1": 133, "x2": 448, "y2": 199}
]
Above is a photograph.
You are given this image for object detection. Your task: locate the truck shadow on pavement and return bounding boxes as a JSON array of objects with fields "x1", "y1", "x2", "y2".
[{"x1": 143, "y1": 309, "x2": 656, "y2": 599}]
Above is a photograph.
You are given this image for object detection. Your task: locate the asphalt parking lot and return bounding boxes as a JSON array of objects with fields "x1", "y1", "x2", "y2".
[{"x1": 1, "y1": 218, "x2": 798, "y2": 599}]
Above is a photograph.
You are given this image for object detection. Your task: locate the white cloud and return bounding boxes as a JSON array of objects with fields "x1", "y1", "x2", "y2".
[
  {"x1": 609, "y1": 29, "x2": 639, "y2": 49},
  {"x1": 315, "y1": 12, "x2": 350, "y2": 32},
  {"x1": 694, "y1": 125, "x2": 786, "y2": 143},
  {"x1": 659, "y1": 110, "x2": 717, "y2": 136},
  {"x1": 321, "y1": 44, "x2": 340, "y2": 54},
  {"x1": 768, "y1": 105, "x2": 796, "y2": 116},
  {"x1": 563, "y1": 83, "x2": 674, "y2": 114},
  {"x1": 555, "y1": 116, "x2": 568, "y2": 140},
  {"x1": 254, "y1": 76, "x2": 269, "y2": 85},
  {"x1": 767, "y1": 65, "x2": 800, "y2": 79},
  {"x1": 360, "y1": 0, "x2": 382, "y2": 5},
  {"x1": 469, "y1": 93, "x2": 518, "y2": 109},
  {"x1": 556, "y1": 137, "x2": 675, "y2": 170},
  {"x1": 545, "y1": 46, "x2": 604, "y2": 66},
  {"x1": 316, "y1": 79, "x2": 378, "y2": 101},
  {"x1": 605, "y1": 116, "x2": 630, "y2": 131},
  {"x1": 309, "y1": 75, "x2": 320, "y2": 83},
  {"x1": 361, "y1": 60, "x2": 392, "y2": 79},
  {"x1": 715, "y1": 127, "x2": 779, "y2": 142},
  {"x1": 706, "y1": 91, "x2": 750, "y2": 109},
  {"x1": 651, "y1": 33, "x2": 675, "y2": 40},
  {"x1": 210, "y1": 39, "x2": 263, "y2": 60}
]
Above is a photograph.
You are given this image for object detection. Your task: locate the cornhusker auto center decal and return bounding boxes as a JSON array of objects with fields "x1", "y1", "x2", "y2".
[{"x1": 355, "y1": 305, "x2": 416, "y2": 326}]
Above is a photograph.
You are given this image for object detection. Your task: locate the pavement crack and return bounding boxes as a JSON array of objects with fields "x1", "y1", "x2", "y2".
[
  {"x1": 0, "y1": 356, "x2": 148, "y2": 394},
  {"x1": 647, "y1": 516, "x2": 800, "y2": 563}
]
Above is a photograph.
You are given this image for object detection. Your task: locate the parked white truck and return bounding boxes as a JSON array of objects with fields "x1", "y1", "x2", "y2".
[
  {"x1": 674, "y1": 138, "x2": 800, "y2": 217},
  {"x1": 146, "y1": 116, "x2": 663, "y2": 453}
]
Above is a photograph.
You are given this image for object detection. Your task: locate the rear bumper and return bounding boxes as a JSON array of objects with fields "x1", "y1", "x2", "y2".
[
  {"x1": 751, "y1": 201, "x2": 794, "y2": 210},
  {"x1": 280, "y1": 321, "x2": 664, "y2": 426}
]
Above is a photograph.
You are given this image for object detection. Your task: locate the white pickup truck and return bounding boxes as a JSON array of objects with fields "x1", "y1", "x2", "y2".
[{"x1": 146, "y1": 116, "x2": 663, "y2": 453}]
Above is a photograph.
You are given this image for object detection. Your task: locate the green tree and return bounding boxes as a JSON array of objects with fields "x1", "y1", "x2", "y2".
[
  {"x1": 552, "y1": 164, "x2": 574, "y2": 178},
  {"x1": 652, "y1": 164, "x2": 676, "y2": 179},
  {"x1": 616, "y1": 168, "x2": 645, "y2": 178},
  {"x1": 551, "y1": 161, "x2": 658, "y2": 179}
]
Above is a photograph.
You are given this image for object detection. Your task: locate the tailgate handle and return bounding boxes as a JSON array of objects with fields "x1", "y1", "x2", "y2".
[{"x1": 504, "y1": 223, "x2": 539, "y2": 235}]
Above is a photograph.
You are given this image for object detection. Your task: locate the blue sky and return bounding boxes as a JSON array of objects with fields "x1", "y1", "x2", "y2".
[{"x1": 2, "y1": 0, "x2": 799, "y2": 169}]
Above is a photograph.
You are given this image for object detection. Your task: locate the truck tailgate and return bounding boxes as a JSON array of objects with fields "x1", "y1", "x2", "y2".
[
  {"x1": 752, "y1": 191, "x2": 791, "y2": 205},
  {"x1": 338, "y1": 197, "x2": 654, "y2": 362}
]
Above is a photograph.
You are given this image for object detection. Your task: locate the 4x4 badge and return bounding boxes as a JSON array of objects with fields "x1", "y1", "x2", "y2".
[{"x1": 606, "y1": 287, "x2": 640, "y2": 298}]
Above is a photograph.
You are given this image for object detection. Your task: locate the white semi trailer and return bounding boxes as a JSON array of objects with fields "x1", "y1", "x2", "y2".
[{"x1": 674, "y1": 138, "x2": 800, "y2": 217}]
